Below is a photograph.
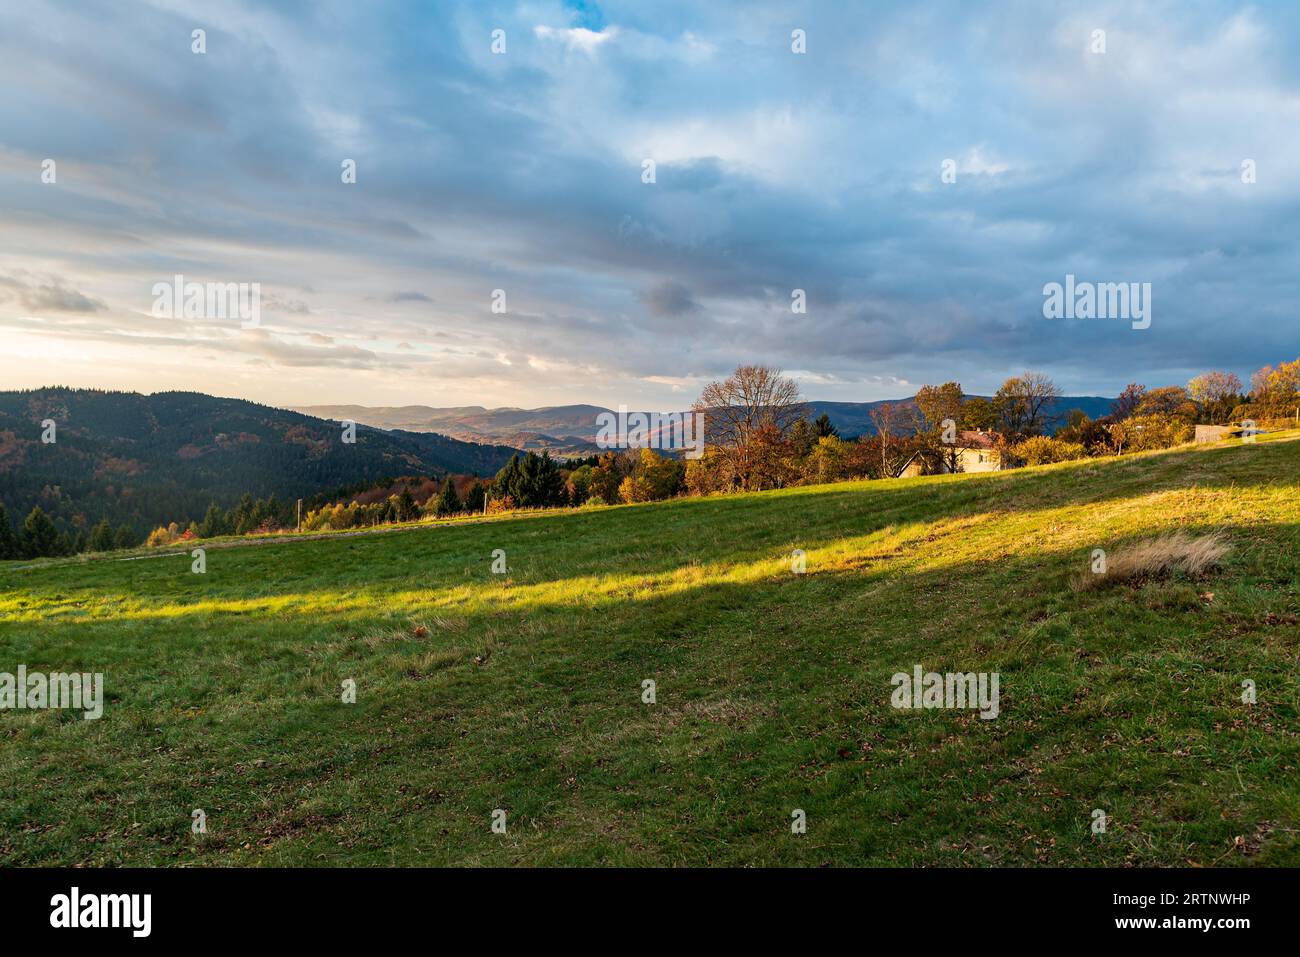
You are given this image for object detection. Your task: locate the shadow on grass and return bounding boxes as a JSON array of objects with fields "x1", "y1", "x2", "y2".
[
  {"x1": 3, "y1": 437, "x2": 1296, "y2": 616},
  {"x1": 2, "y1": 507, "x2": 1296, "y2": 866}
]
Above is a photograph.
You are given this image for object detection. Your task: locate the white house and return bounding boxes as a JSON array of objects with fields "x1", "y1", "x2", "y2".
[{"x1": 893, "y1": 430, "x2": 1006, "y2": 477}]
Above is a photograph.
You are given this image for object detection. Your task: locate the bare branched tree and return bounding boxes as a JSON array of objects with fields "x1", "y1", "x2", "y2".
[
  {"x1": 868, "y1": 401, "x2": 907, "y2": 474},
  {"x1": 692, "y1": 365, "x2": 806, "y2": 490}
]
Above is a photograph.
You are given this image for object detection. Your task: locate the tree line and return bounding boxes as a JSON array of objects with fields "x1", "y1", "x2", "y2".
[
  {"x1": 4, "y1": 357, "x2": 1296, "y2": 558},
  {"x1": 0, "y1": 503, "x2": 125, "y2": 560}
]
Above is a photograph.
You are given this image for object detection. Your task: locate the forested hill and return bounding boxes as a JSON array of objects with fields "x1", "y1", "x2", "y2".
[{"x1": 0, "y1": 388, "x2": 517, "y2": 538}]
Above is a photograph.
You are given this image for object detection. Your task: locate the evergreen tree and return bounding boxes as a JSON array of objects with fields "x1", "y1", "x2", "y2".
[
  {"x1": 463, "y1": 480, "x2": 487, "y2": 514},
  {"x1": 396, "y1": 489, "x2": 418, "y2": 522},
  {"x1": 788, "y1": 418, "x2": 816, "y2": 457},
  {"x1": 231, "y1": 493, "x2": 256, "y2": 534},
  {"x1": 112, "y1": 524, "x2": 139, "y2": 550},
  {"x1": 0, "y1": 503, "x2": 17, "y2": 560},
  {"x1": 197, "y1": 503, "x2": 226, "y2": 538},
  {"x1": 21, "y1": 506, "x2": 59, "y2": 558},
  {"x1": 88, "y1": 519, "x2": 115, "y2": 552},
  {"x1": 264, "y1": 493, "x2": 283, "y2": 529},
  {"x1": 434, "y1": 478, "x2": 462, "y2": 517},
  {"x1": 813, "y1": 413, "x2": 839, "y2": 438},
  {"x1": 491, "y1": 452, "x2": 564, "y2": 508},
  {"x1": 491, "y1": 454, "x2": 522, "y2": 503},
  {"x1": 533, "y1": 452, "x2": 566, "y2": 506}
]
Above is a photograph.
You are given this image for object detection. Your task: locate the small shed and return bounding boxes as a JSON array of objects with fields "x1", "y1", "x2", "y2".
[
  {"x1": 1195, "y1": 425, "x2": 1239, "y2": 443},
  {"x1": 893, "y1": 451, "x2": 926, "y2": 478}
]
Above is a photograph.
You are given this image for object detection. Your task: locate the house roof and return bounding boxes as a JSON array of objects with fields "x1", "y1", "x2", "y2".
[
  {"x1": 955, "y1": 430, "x2": 998, "y2": 449},
  {"x1": 892, "y1": 450, "x2": 922, "y2": 477}
]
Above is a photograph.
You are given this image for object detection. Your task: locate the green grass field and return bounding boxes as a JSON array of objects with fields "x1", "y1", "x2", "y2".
[{"x1": 3, "y1": 434, "x2": 1299, "y2": 866}]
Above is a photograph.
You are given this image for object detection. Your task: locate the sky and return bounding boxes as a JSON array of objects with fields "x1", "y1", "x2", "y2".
[{"x1": 1, "y1": 0, "x2": 1297, "y2": 410}]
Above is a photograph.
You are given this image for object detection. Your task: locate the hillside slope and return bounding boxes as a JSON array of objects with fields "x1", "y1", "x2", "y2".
[
  {"x1": 0, "y1": 388, "x2": 518, "y2": 536},
  {"x1": 1, "y1": 436, "x2": 1297, "y2": 866}
]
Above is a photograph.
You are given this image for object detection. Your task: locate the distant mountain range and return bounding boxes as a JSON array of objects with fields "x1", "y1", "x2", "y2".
[
  {"x1": 0, "y1": 389, "x2": 518, "y2": 537},
  {"x1": 806, "y1": 397, "x2": 1117, "y2": 437},
  {"x1": 294, "y1": 403, "x2": 611, "y2": 456},
  {"x1": 296, "y1": 396, "x2": 1118, "y2": 454}
]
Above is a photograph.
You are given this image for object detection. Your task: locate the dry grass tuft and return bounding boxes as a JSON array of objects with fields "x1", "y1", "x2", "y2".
[{"x1": 1080, "y1": 531, "x2": 1230, "y2": 588}]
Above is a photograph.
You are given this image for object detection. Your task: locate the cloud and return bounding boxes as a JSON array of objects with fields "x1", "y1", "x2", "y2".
[
  {"x1": 263, "y1": 295, "x2": 312, "y2": 315},
  {"x1": 640, "y1": 279, "x2": 700, "y2": 317},
  {"x1": 533, "y1": 25, "x2": 618, "y2": 54},
  {"x1": 237, "y1": 328, "x2": 415, "y2": 369},
  {"x1": 0, "y1": 0, "x2": 1296, "y2": 408},
  {"x1": 0, "y1": 275, "x2": 106, "y2": 313}
]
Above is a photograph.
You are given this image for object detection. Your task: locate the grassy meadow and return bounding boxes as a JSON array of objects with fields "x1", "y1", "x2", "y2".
[{"x1": 2, "y1": 433, "x2": 1299, "y2": 866}]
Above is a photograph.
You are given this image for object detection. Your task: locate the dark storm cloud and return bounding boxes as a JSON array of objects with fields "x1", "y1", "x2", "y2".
[{"x1": 640, "y1": 280, "x2": 700, "y2": 318}]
